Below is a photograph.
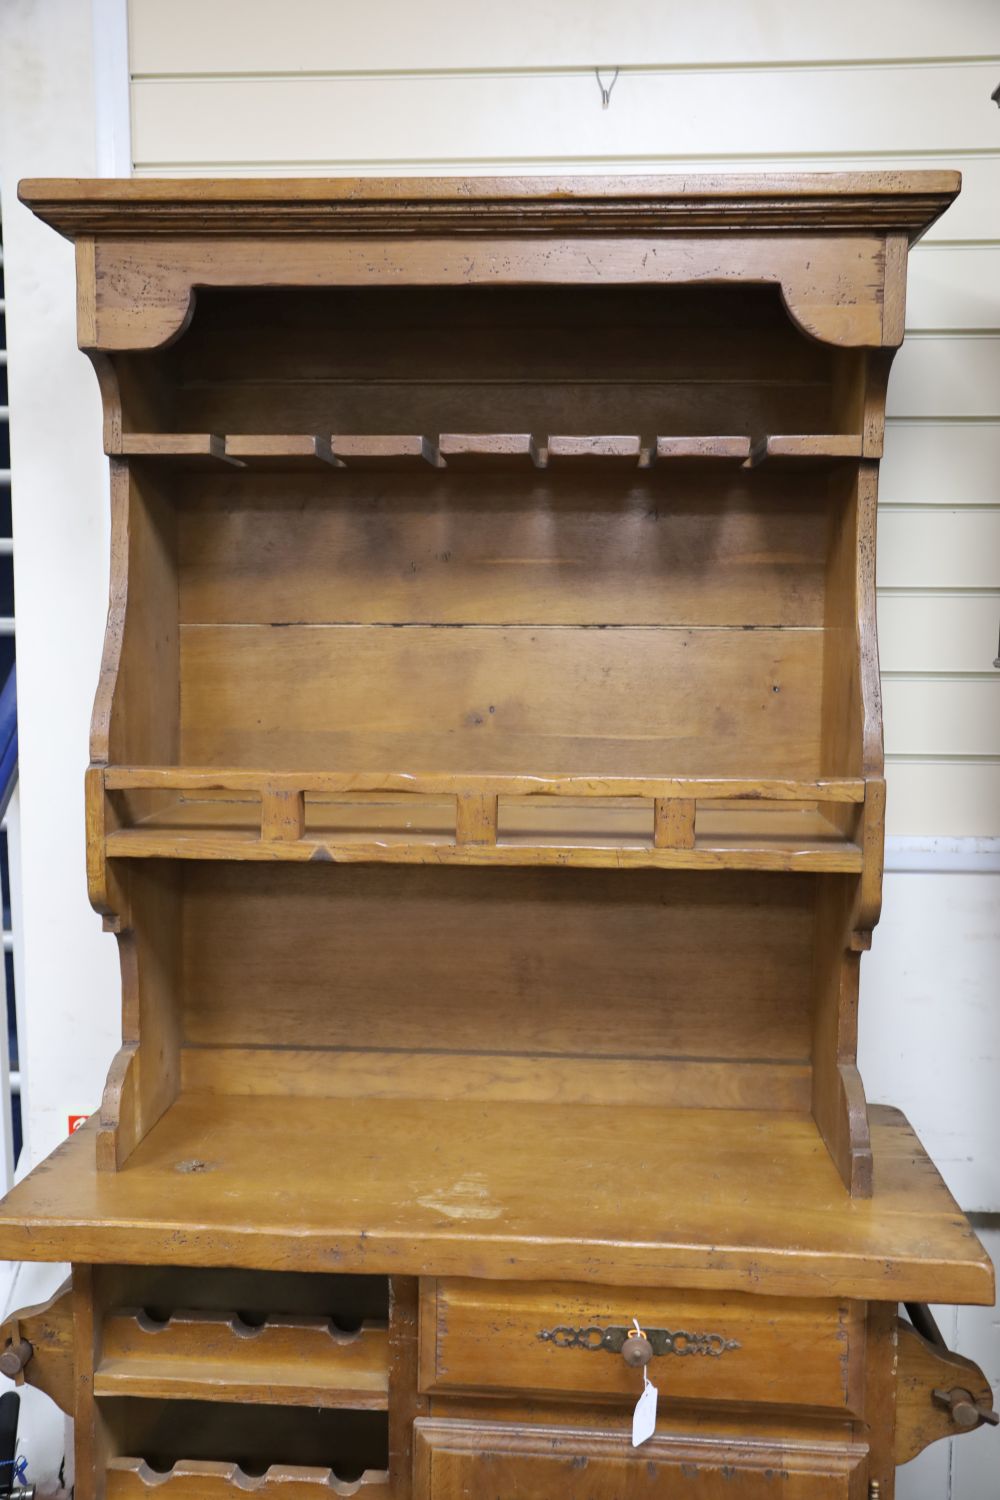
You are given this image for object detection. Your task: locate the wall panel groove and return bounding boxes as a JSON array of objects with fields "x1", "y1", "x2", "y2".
[
  {"x1": 126, "y1": 0, "x2": 1000, "y2": 73},
  {"x1": 129, "y1": 64, "x2": 1000, "y2": 166}
]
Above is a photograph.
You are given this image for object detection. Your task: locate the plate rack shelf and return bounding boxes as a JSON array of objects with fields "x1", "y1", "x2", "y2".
[
  {"x1": 111, "y1": 431, "x2": 865, "y2": 470},
  {"x1": 94, "y1": 766, "x2": 874, "y2": 871}
]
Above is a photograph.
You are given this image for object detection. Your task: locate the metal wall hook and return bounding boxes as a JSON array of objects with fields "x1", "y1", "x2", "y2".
[{"x1": 595, "y1": 68, "x2": 620, "y2": 109}]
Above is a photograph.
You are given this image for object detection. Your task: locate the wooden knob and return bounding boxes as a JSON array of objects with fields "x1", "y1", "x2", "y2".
[
  {"x1": 951, "y1": 1395, "x2": 981, "y2": 1430},
  {"x1": 622, "y1": 1332, "x2": 653, "y2": 1368},
  {"x1": 0, "y1": 1338, "x2": 32, "y2": 1378},
  {"x1": 933, "y1": 1386, "x2": 999, "y2": 1430}
]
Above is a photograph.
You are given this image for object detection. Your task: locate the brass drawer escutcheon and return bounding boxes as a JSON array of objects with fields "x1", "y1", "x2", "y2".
[{"x1": 537, "y1": 1325, "x2": 741, "y2": 1358}]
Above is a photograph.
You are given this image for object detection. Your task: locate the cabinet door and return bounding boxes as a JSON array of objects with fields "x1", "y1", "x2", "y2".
[{"x1": 414, "y1": 1420, "x2": 869, "y2": 1499}]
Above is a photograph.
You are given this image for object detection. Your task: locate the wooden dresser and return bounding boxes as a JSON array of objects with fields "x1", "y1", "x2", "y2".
[{"x1": 0, "y1": 174, "x2": 994, "y2": 1499}]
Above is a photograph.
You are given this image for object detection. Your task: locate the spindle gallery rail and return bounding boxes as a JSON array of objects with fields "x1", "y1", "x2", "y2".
[{"x1": 93, "y1": 766, "x2": 872, "y2": 871}]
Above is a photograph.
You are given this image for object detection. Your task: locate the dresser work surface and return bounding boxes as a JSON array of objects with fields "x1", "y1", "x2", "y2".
[
  {"x1": 0, "y1": 173, "x2": 994, "y2": 1499},
  {"x1": 0, "y1": 1102, "x2": 990, "y2": 1303}
]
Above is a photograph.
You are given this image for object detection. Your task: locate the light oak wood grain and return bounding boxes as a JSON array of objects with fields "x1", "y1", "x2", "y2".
[
  {"x1": 174, "y1": 468, "x2": 834, "y2": 628},
  {"x1": 413, "y1": 1419, "x2": 870, "y2": 1498},
  {"x1": 6, "y1": 171, "x2": 992, "y2": 1494},
  {"x1": 894, "y1": 1319, "x2": 998, "y2": 1464},
  {"x1": 0, "y1": 1278, "x2": 74, "y2": 1416},
  {"x1": 101, "y1": 1402, "x2": 389, "y2": 1495},
  {"x1": 177, "y1": 624, "x2": 827, "y2": 776},
  {"x1": 106, "y1": 1463, "x2": 390, "y2": 1499},
  {"x1": 69, "y1": 234, "x2": 896, "y2": 350},
  {"x1": 0, "y1": 1106, "x2": 991, "y2": 1303},
  {"x1": 176, "y1": 863, "x2": 815, "y2": 1065},
  {"x1": 419, "y1": 1278, "x2": 863, "y2": 1413},
  {"x1": 95, "y1": 1311, "x2": 388, "y2": 1408}
]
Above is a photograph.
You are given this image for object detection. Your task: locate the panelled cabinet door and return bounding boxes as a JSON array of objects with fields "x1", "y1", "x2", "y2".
[{"x1": 413, "y1": 1420, "x2": 869, "y2": 1498}]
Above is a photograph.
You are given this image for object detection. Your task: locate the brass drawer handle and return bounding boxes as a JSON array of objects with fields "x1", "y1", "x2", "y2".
[{"x1": 537, "y1": 1324, "x2": 741, "y2": 1359}]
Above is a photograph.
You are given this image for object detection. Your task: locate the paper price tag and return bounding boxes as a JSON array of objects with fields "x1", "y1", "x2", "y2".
[{"x1": 631, "y1": 1370, "x2": 658, "y2": 1447}]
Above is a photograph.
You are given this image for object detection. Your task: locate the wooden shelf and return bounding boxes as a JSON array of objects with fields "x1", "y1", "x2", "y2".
[
  {"x1": 653, "y1": 436, "x2": 752, "y2": 465},
  {"x1": 223, "y1": 436, "x2": 338, "y2": 470},
  {"x1": 544, "y1": 435, "x2": 642, "y2": 467},
  {"x1": 438, "y1": 433, "x2": 538, "y2": 468},
  {"x1": 97, "y1": 768, "x2": 868, "y2": 871},
  {"x1": 101, "y1": 1399, "x2": 388, "y2": 1497},
  {"x1": 117, "y1": 434, "x2": 240, "y2": 468},
  {"x1": 0, "y1": 1100, "x2": 989, "y2": 1304},
  {"x1": 331, "y1": 435, "x2": 439, "y2": 470},
  {"x1": 95, "y1": 1311, "x2": 388, "y2": 1408},
  {"x1": 107, "y1": 1461, "x2": 390, "y2": 1499},
  {"x1": 749, "y1": 434, "x2": 865, "y2": 466},
  {"x1": 110, "y1": 432, "x2": 864, "y2": 473}
]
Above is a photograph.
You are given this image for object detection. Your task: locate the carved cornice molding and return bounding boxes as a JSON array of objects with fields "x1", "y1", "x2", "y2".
[{"x1": 20, "y1": 172, "x2": 960, "y2": 243}]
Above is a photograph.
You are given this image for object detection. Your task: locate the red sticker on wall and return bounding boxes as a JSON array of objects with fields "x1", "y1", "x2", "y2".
[{"x1": 68, "y1": 1115, "x2": 90, "y2": 1134}]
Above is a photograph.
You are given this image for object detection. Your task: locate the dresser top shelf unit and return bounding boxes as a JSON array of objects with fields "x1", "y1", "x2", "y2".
[
  {"x1": 5, "y1": 171, "x2": 995, "y2": 1500},
  {"x1": 22, "y1": 172, "x2": 962, "y2": 1208}
]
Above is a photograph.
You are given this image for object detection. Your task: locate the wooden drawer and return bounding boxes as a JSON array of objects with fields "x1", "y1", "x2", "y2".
[
  {"x1": 419, "y1": 1279, "x2": 863, "y2": 1413},
  {"x1": 413, "y1": 1420, "x2": 869, "y2": 1499}
]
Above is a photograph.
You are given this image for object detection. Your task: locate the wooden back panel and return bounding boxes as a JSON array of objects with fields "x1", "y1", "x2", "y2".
[
  {"x1": 178, "y1": 621, "x2": 825, "y2": 777},
  {"x1": 94, "y1": 1265, "x2": 389, "y2": 1323},
  {"x1": 178, "y1": 470, "x2": 832, "y2": 630},
  {"x1": 179, "y1": 865, "x2": 817, "y2": 1096},
  {"x1": 106, "y1": 283, "x2": 854, "y2": 781},
  {"x1": 158, "y1": 284, "x2": 841, "y2": 438}
]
